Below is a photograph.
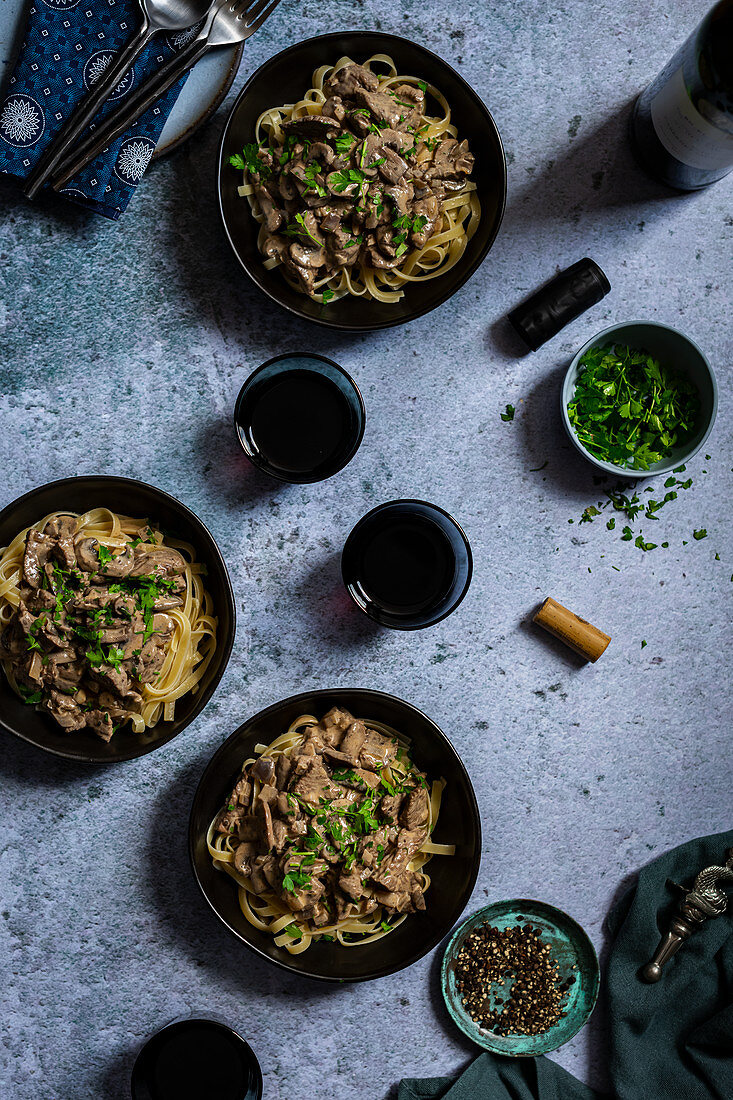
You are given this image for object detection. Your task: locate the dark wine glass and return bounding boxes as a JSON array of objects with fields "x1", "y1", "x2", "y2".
[
  {"x1": 234, "y1": 353, "x2": 365, "y2": 484},
  {"x1": 130, "y1": 1018, "x2": 262, "y2": 1100},
  {"x1": 341, "y1": 499, "x2": 473, "y2": 630}
]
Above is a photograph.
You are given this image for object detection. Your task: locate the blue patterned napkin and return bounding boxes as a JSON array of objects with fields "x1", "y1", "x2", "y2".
[{"x1": 0, "y1": 0, "x2": 199, "y2": 218}]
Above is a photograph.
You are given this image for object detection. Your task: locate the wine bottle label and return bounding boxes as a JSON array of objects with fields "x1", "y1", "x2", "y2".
[{"x1": 650, "y1": 65, "x2": 733, "y2": 171}]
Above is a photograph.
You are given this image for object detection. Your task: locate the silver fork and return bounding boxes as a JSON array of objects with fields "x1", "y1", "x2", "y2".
[
  {"x1": 23, "y1": 0, "x2": 218, "y2": 199},
  {"x1": 51, "y1": 0, "x2": 283, "y2": 192}
]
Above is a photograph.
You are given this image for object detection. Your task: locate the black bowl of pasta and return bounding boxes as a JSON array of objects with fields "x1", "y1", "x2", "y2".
[
  {"x1": 0, "y1": 476, "x2": 235, "y2": 764},
  {"x1": 189, "y1": 688, "x2": 481, "y2": 982},
  {"x1": 218, "y1": 32, "x2": 506, "y2": 331}
]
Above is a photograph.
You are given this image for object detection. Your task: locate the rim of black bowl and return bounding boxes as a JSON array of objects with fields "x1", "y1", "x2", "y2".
[
  {"x1": 341, "y1": 498, "x2": 474, "y2": 630},
  {"x1": 217, "y1": 31, "x2": 507, "y2": 332},
  {"x1": 188, "y1": 688, "x2": 482, "y2": 982},
  {"x1": 0, "y1": 475, "x2": 236, "y2": 764},
  {"x1": 233, "y1": 351, "x2": 366, "y2": 483}
]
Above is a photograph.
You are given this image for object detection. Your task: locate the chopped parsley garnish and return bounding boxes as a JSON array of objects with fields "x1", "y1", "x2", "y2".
[
  {"x1": 106, "y1": 646, "x2": 126, "y2": 671},
  {"x1": 283, "y1": 212, "x2": 321, "y2": 246},
  {"x1": 278, "y1": 135, "x2": 297, "y2": 165},
  {"x1": 567, "y1": 343, "x2": 700, "y2": 470},
  {"x1": 329, "y1": 167, "x2": 365, "y2": 194},
  {"x1": 501, "y1": 404, "x2": 515, "y2": 422},
  {"x1": 19, "y1": 687, "x2": 43, "y2": 705},
  {"x1": 26, "y1": 614, "x2": 46, "y2": 652},
  {"x1": 303, "y1": 161, "x2": 327, "y2": 197},
  {"x1": 379, "y1": 775, "x2": 396, "y2": 796},
  {"x1": 229, "y1": 143, "x2": 269, "y2": 176},
  {"x1": 334, "y1": 133, "x2": 356, "y2": 154},
  {"x1": 282, "y1": 868, "x2": 312, "y2": 894},
  {"x1": 321, "y1": 288, "x2": 335, "y2": 304}
]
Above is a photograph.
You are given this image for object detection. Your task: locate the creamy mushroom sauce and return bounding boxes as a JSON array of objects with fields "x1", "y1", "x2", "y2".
[
  {"x1": 215, "y1": 706, "x2": 436, "y2": 935},
  {"x1": 234, "y1": 62, "x2": 475, "y2": 299},
  {"x1": 0, "y1": 515, "x2": 187, "y2": 741}
]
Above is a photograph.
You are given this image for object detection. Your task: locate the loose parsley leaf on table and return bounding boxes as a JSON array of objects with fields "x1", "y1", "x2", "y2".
[{"x1": 500, "y1": 404, "x2": 515, "y2": 422}]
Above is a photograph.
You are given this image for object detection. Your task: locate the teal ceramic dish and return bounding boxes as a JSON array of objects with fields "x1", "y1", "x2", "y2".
[
  {"x1": 561, "y1": 321, "x2": 718, "y2": 478},
  {"x1": 441, "y1": 899, "x2": 600, "y2": 1057}
]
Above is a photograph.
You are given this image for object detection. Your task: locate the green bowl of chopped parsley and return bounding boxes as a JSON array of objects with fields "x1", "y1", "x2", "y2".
[{"x1": 562, "y1": 321, "x2": 717, "y2": 477}]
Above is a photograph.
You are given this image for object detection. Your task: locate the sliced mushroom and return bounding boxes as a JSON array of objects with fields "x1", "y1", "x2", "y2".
[
  {"x1": 376, "y1": 224, "x2": 398, "y2": 258},
  {"x1": 384, "y1": 179, "x2": 414, "y2": 217},
  {"x1": 251, "y1": 756, "x2": 276, "y2": 785},
  {"x1": 129, "y1": 546, "x2": 186, "y2": 578},
  {"x1": 379, "y1": 128, "x2": 414, "y2": 152},
  {"x1": 282, "y1": 114, "x2": 340, "y2": 141},
  {"x1": 323, "y1": 63, "x2": 379, "y2": 99},
  {"x1": 321, "y1": 95, "x2": 347, "y2": 122},
  {"x1": 378, "y1": 146, "x2": 408, "y2": 185},
  {"x1": 149, "y1": 612, "x2": 175, "y2": 636},
  {"x1": 288, "y1": 242, "x2": 326, "y2": 269},
  {"x1": 234, "y1": 841, "x2": 257, "y2": 875},
  {"x1": 254, "y1": 184, "x2": 283, "y2": 233}
]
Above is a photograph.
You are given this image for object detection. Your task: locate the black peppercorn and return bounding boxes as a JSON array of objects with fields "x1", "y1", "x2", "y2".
[{"x1": 452, "y1": 921, "x2": 574, "y2": 1035}]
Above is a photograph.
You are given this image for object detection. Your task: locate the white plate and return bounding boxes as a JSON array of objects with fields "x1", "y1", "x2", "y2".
[{"x1": 0, "y1": 0, "x2": 242, "y2": 157}]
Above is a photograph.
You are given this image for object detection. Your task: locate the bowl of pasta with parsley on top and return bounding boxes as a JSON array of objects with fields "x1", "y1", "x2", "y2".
[
  {"x1": 218, "y1": 32, "x2": 506, "y2": 331},
  {"x1": 189, "y1": 688, "x2": 481, "y2": 982},
  {"x1": 0, "y1": 476, "x2": 235, "y2": 763}
]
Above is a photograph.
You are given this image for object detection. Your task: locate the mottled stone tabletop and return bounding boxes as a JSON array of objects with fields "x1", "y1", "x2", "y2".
[{"x1": 1, "y1": 1, "x2": 731, "y2": 1097}]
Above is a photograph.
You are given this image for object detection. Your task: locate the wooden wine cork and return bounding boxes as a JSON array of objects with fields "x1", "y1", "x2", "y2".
[{"x1": 533, "y1": 597, "x2": 611, "y2": 662}]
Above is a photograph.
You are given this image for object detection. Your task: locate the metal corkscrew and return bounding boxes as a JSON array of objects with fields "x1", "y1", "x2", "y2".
[{"x1": 641, "y1": 848, "x2": 733, "y2": 983}]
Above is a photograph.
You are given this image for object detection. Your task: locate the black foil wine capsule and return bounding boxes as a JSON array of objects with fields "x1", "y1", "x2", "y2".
[{"x1": 508, "y1": 259, "x2": 611, "y2": 351}]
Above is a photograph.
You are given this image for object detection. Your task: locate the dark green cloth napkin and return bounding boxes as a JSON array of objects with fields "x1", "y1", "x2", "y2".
[{"x1": 400, "y1": 829, "x2": 733, "y2": 1100}]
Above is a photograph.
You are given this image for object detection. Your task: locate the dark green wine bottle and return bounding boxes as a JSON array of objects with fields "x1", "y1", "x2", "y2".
[{"x1": 631, "y1": 0, "x2": 733, "y2": 189}]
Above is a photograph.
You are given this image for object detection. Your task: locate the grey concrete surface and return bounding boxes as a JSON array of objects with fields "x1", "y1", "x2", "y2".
[{"x1": 1, "y1": 1, "x2": 731, "y2": 1097}]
